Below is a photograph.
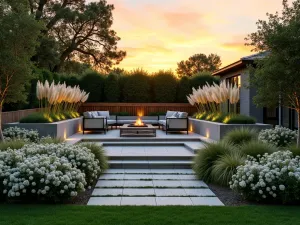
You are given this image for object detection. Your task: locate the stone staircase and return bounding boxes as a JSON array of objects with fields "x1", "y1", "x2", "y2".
[{"x1": 88, "y1": 156, "x2": 224, "y2": 206}]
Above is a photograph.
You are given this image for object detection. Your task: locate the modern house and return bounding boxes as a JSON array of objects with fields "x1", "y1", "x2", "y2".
[{"x1": 212, "y1": 52, "x2": 297, "y2": 129}]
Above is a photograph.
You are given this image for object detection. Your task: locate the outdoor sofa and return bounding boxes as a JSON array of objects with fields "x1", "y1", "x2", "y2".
[
  {"x1": 158, "y1": 111, "x2": 189, "y2": 134},
  {"x1": 83, "y1": 110, "x2": 189, "y2": 134}
]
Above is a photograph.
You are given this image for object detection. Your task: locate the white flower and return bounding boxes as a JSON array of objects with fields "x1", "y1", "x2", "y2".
[{"x1": 279, "y1": 185, "x2": 285, "y2": 191}]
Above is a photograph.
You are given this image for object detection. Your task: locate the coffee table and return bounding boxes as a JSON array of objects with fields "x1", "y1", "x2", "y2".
[{"x1": 120, "y1": 124, "x2": 156, "y2": 137}]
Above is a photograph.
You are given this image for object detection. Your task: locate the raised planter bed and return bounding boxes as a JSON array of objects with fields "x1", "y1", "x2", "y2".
[
  {"x1": 189, "y1": 118, "x2": 272, "y2": 141},
  {"x1": 4, "y1": 117, "x2": 83, "y2": 139}
]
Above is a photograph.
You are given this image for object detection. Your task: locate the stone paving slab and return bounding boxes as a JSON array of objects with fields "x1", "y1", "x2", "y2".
[
  {"x1": 154, "y1": 188, "x2": 187, "y2": 196},
  {"x1": 92, "y1": 188, "x2": 123, "y2": 196},
  {"x1": 99, "y1": 174, "x2": 125, "y2": 180},
  {"x1": 153, "y1": 180, "x2": 182, "y2": 187},
  {"x1": 121, "y1": 197, "x2": 156, "y2": 206},
  {"x1": 122, "y1": 188, "x2": 155, "y2": 196},
  {"x1": 190, "y1": 197, "x2": 224, "y2": 206},
  {"x1": 123, "y1": 180, "x2": 153, "y2": 187},
  {"x1": 156, "y1": 197, "x2": 193, "y2": 206},
  {"x1": 123, "y1": 174, "x2": 153, "y2": 180},
  {"x1": 184, "y1": 188, "x2": 216, "y2": 197},
  {"x1": 180, "y1": 180, "x2": 208, "y2": 188},
  {"x1": 95, "y1": 180, "x2": 124, "y2": 187},
  {"x1": 88, "y1": 197, "x2": 121, "y2": 206}
]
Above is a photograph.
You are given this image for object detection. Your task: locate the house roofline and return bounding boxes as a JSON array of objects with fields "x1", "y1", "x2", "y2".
[{"x1": 212, "y1": 60, "x2": 244, "y2": 76}]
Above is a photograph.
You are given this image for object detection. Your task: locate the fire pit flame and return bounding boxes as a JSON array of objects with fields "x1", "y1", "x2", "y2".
[{"x1": 134, "y1": 117, "x2": 144, "y2": 126}]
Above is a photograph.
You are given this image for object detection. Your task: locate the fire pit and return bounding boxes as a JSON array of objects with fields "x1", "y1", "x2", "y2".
[{"x1": 128, "y1": 117, "x2": 148, "y2": 127}]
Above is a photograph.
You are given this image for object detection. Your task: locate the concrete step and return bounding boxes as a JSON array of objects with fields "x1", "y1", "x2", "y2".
[
  {"x1": 109, "y1": 155, "x2": 194, "y2": 161},
  {"x1": 108, "y1": 160, "x2": 192, "y2": 169},
  {"x1": 104, "y1": 169, "x2": 196, "y2": 174}
]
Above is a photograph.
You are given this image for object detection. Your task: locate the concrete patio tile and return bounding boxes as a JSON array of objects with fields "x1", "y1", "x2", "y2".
[
  {"x1": 152, "y1": 174, "x2": 181, "y2": 180},
  {"x1": 121, "y1": 197, "x2": 156, "y2": 206},
  {"x1": 124, "y1": 169, "x2": 152, "y2": 174},
  {"x1": 155, "y1": 188, "x2": 186, "y2": 196},
  {"x1": 87, "y1": 197, "x2": 121, "y2": 206},
  {"x1": 123, "y1": 188, "x2": 155, "y2": 196},
  {"x1": 180, "y1": 180, "x2": 208, "y2": 188},
  {"x1": 190, "y1": 197, "x2": 224, "y2": 206},
  {"x1": 96, "y1": 180, "x2": 124, "y2": 187},
  {"x1": 104, "y1": 169, "x2": 124, "y2": 174},
  {"x1": 92, "y1": 188, "x2": 123, "y2": 196},
  {"x1": 99, "y1": 174, "x2": 124, "y2": 180},
  {"x1": 124, "y1": 174, "x2": 153, "y2": 180},
  {"x1": 123, "y1": 180, "x2": 153, "y2": 187},
  {"x1": 178, "y1": 174, "x2": 198, "y2": 180},
  {"x1": 156, "y1": 197, "x2": 193, "y2": 206},
  {"x1": 153, "y1": 180, "x2": 182, "y2": 188},
  {"x1": 184, "y1": 188, "x2": 216, "y2": 197}
]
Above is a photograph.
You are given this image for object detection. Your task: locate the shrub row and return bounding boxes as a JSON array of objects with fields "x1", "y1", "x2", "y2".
[
  {"x1": 20, "y1": 112, "x2": 80, "y2": 123},
  {"x1": 5, "y1": 69, "x2": 219, "y2": 111}
]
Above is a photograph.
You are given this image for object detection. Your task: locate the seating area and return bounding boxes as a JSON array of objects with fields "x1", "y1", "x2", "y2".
[{"x1": 82, "y1": 110, "x2": 189, "y2": 135}]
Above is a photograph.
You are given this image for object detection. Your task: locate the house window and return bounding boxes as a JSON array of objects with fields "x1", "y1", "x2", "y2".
[
  {"x1": 226, "y1": 75, "x2": 241, "y2": 88},
  {"x1": 226, "y1": 75, "x2": 241, "y2": 114}
]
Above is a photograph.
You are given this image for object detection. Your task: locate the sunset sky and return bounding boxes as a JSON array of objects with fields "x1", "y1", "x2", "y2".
[{"x1": 103, "y1": 0, "x2": 287, "y2": 72}]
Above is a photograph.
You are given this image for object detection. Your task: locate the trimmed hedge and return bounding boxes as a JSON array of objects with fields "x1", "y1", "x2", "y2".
[
  {"x1": 189, "y1": 73, "x2": 219, "y2": 89},
  {"x1": 122, "y1": 69, "x2": 151, "y2": 102},
  {"x1": 177, "y1": 76, "x2": 190, "y2": 103},
  {"x1": 152, "y1": 71, "x2": 177, "y2": 103},
  {"x1": 104, "y1": 73, "x2": 120, "y2": 102},
  {"x1": 79, "y1": 72, "x2": 105, "y2": 102}
]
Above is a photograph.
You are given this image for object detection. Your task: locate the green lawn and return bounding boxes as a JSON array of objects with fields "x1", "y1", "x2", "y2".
[{"x1": 0, "y1": 205, "x2": 299, "y2": 225}]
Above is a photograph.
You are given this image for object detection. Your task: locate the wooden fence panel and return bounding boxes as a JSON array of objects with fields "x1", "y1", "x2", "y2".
[
  {"x1": 2, "y1": 108, "x2": 40, "y2": 124},
  {"x1": 79, "y1": 103, "x2": 197, "y2": 116}
]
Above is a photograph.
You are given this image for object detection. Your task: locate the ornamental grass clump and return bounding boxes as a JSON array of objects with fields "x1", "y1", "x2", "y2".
[
  {"x1": 230, "y1": 151, "x2": 300, "y2": 204},
  {"x1": 258, "y1": 125, "x2": 297, "y2": 147},
  {"x1": 222, "y1": 127, "x2": 258, "y2": 146},
  {"x1": 239, "y1": 141, "x2": 276, "y2": 158},
  {"x1": 211, "y1": 151, "x2": 245, "y2": 186},
  {"x1": 0, "y1": 140, "x2": 26, "y2": 151},
  {"x1": 193, "y1": 141, "x2": 237, "y2": 183}
]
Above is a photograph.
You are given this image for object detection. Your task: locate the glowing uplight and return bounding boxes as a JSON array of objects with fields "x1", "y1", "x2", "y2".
[
  {"x1": 63, "y1": 129, "x2": 67, "y2": 140},
  {"x1": 206, "y1": 129, "x2": 210, "y2": 138},
  {"x1": 78, "y1": 124, "x2": 82, "y2": 132},
  {"x1": 189, "y1": 124, "x2": 193, "y2": 132}
]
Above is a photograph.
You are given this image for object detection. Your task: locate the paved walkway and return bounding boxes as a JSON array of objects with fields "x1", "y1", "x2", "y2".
[{"x1": 88, "y1": 169, "x2": 224, "y2": 206}]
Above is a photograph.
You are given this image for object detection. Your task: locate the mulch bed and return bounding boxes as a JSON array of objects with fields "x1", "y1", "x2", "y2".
[{"x1": 207, "y1": 183, "x2": 251, "y2": 206}]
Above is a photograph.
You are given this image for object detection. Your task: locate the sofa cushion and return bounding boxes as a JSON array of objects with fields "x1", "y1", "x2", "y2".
[
  {"x1": 166, "y1": 111, "x2": 177, "y2": 118},
  {"x1": 178, "y1": 112, "x2": 188, "y2": 118},
  {"x1": 83, "y1": 112, "x2": 92, "y2": 118},
  {"x1": 97, "y1": 111, "x2": 110, "y2": 118},
  {"x1": 143, "y1": 120, "x2": 158, "y2": 124},
  {"x1": 91, "y1": 112, "x2": 99, "y2": 118},
  {"x1": 107, "y1": 119, "x2": 116, "y2": 125},
  {"x1": 117, "y1": 120, "x2": 136, "y2": 124},
  {"x1": 159, "y1": 120, "x2": 166, "y2": 126}
]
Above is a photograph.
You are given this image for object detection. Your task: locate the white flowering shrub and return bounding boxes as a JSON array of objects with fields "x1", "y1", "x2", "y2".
[
  {"x1": 3, "y1": 127, "x2": 39, "y2": 143},
  {"x1": 258, "y1": 126, "x2": 297, "y2": 147},
  {"x1": 230, "y1": 151, "x2": 300, "y2": 203},
  {"x1": 0, "y1": 149, "x2": 86, "y2": 201},
  {"x1": 21, "y1": 143, "x2": 101, "y2": 185},
  {"x1": 0, "y1": 143, "x2": 102, "y2": 202}
]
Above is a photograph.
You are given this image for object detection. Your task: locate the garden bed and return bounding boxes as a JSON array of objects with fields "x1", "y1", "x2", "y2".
[
  {"x1": 189, "y1": 118, "x2": 272, "y2": 141},
  {"x1": 4, "y1": 117, "x2": 83, "y2": 139}
]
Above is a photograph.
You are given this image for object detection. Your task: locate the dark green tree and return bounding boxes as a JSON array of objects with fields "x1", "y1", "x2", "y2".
[
  {"x1": 247, "y1": 0, "x2": 300, "y2": 146},
  {"x1": 152, "y1": 70, "x2": 177, "y2": 103},
  {"x1": 189, "y1": 73, "x2": 219, "y2": 90},
  {"x1": 0, "y1": 0, "x2": 42, "y2": 140},
  {"x1": 176, "y1": 53, "x2": 222, "y2": 77},
  {"x1": 29, "y1": 0, "x2": 126, "y2": 72}
]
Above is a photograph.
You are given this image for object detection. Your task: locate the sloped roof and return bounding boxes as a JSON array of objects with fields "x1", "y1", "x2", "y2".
[{"x1": 212, "y1": 52, "x2": 268, "y2": 76}]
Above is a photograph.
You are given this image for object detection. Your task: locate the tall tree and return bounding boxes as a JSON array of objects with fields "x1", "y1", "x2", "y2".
[
  {"x1": 247, "y1": 0, "x2": 300, "y2": 146},
  {"x1": 29, "y1": 0, "x2": 126, "y2": 72},
  {"x1": 176, "y1": 53, "x2": 221, "y2": 77},
  {"x1": 0, "y1": 0, "x2": 42, "y2": 140}
]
